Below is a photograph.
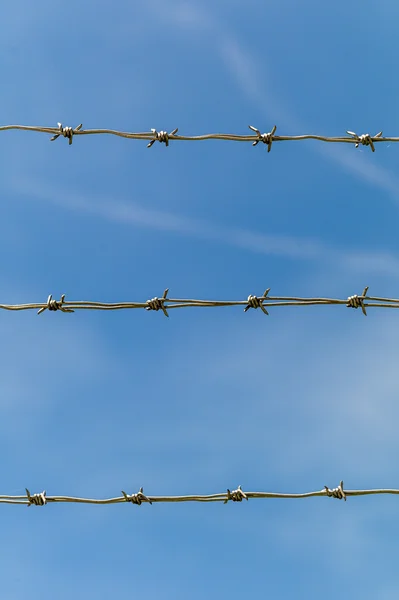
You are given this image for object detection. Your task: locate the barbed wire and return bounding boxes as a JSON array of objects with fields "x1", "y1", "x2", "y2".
[
  {"x1": 1, "y1": 481, "x2": 398, "y2": 507},
  {"x1": 1, "y1": 287, "x2": 399, "y2": 318},
  {"x1": 0, "y1": 122, "x2": 394, "y2": 152}
]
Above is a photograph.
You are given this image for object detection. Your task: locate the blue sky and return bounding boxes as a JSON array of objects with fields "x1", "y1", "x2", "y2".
[{"x1": 1, "y1": 0, "x2": 399, "y2": 597}]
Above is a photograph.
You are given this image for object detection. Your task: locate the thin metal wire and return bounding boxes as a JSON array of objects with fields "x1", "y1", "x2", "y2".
[
  {"x1": 2, "y1": 286, "x2": 399, "y2": 318},
  {"x1": 0, "y1": 123, "x2": 393, "y2": 152},
  {"x1": 1, "y1": 481, "x2": 398, "y2": 507}
]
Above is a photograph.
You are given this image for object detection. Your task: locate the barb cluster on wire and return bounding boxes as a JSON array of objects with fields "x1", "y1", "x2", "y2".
[
  {"x1": 0, "y1": 122, "x2": 394, "y2": 152},
  {"x1": 2, "y1": 481, "x2": 399, "y2": 507},
  {"x1": 1, "y1": 286, "x2": 399, "y2": 318}
]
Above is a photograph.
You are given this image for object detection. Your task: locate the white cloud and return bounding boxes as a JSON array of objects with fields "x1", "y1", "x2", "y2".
[{"x1": 11, "y1": 178, "x2": 399, "y2": 276}]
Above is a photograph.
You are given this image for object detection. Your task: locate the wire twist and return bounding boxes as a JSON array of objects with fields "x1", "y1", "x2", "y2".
[
  {"x1": 249, "y1": 125, "x2": 277, "y2": 152},
  {"x1": 37, "y1": 294, "x2": 74, "y2": 315},
  {"x1": 26, "y1": 489, "x2": 47, "y2": 507},
  {"x1": 244, "y1": 288, "x2": 270, "y2": 315},
  {"x1": 346, "y1": 130, "x2": 383, "y2": 153},
  {"x1": 50, "y1": 122, "x2": 83, "y2": 145},
  {"x1": 224, "y1": 485, "x2": 248, "y2": 504},
  {"x1": 324, "y1": 480, "x2": 346, "y2": 501},
  {"x1": 346, "y1": 286, "x2": 369, "y2": 316},
  {"x1": 147, "y1": 128, "x2": 178, "y2": 148},
  {"x1": 145, "y1": 288, "x2": 169, "y2": 317},
  {"x1": 122, "y1": 487, "x2": 152, "y2": 506}
]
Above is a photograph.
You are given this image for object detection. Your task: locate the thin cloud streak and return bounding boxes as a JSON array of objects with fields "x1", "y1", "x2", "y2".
[
  {"x1": 14, "y1": 181, "x2": 399, "y2": 276},
  {"x1": 16, "y1": 181, "x2": 327, "y2": 260},
  {"x1": 320, "y1": 144, "x2": 399, "y2": 200},
  {"x1": 219, "y1": 36, "x2": 298, "y2": 128}
]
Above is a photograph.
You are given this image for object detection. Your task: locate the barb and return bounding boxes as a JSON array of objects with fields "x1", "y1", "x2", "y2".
[
  {"x1": 244, "y1": 288, "x2": 270, "y2": 315},
  {"x1": 346, "y1": 286, "x2": 369, "y2": 316},
  {"x1": 324, "y1": 480, "x2": 346, "y2": 501},
  {"x1": 224, "y1": 485, "x2": 248, "y2": 504},
  {"x1": 50, "y1": 122, "x2": 83, "y2": 145},
  {"x1": 2, "y1": 286, "x2": 399, "y2": 318},
  {"x1": 37, "y1": 294, "x2": 74, "y2": 315},
  {"x1": 0, "y1": 123, "x2": 396, "y2": 152},
  {"x1": 346, "y1": 130, "x2": 383, "y2": 153},
  {"x1": 2, "y1": 481, "x2": 399, "y2": 507},
  {"x1": 25, "y1": 488, "x2": 47, "y2": 507},
  {"x1": 147, "y1": 128, "x2": 178, "y2": 148},
  {"x1": 122, "y1": 487, "x2": 152, "y2": 506},
  {"x1": 248, "y1": 125, "x2": 276, "y2": 152},
  {"x1": 146, "y1": 288, "x2": 169, "y2": 317}
]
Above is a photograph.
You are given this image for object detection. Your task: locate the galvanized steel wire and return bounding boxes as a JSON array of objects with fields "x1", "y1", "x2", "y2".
[
  {"x1": 1, "y1": 287, "x2": 398, "y2": 318},
  {"x1": 1, "y1": 481, "x2": 398, "y2": 507},
  {"x1": 0, "y1": 122, "x2": 393, "y2": 152}
]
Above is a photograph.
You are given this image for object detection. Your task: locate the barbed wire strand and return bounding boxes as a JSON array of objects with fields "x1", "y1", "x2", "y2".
[
  {"x1": 2, "y1": 287, "x2": 399, "y2": 317},
  {"x1": 0, "y1": 123, "x2": 393, "y2": 152},
  {"x1": 1, "y1": 482, "x2": 398, "y2": 507}
]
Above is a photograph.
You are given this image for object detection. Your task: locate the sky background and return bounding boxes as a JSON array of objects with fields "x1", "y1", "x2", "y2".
[{"x1": 1, "y1": 0, "x2": 399, "y2": 597}]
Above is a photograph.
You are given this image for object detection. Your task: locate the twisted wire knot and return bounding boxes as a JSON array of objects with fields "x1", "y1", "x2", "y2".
[
  {"x1": 50, "y1": 122, "x2": 83, "y2": 145},
  {"x1": 324, "y1": 480, "x2": 346, "y2": 501},
  {"x1": 37, "y1": 294, "x2": 74, "y2": 315},
  {"x1": 146, "y1": 288, "x2": 169, "y2": 317},
  {"x1": 244, "y1": 288, "x2": 270, "y2": 315},
  {"x1": 122, "y1": 487, "x2": 152, "y2": 505},
  {"x1": 346, "y1": 286, "x2": 368, "y2": 316},
  {"x1": 249, "y1": 125, "x2": 277, "y2": 152},
  {"x1": 26, "y1": 488, "x2": 47, "y2": 507},
  {"x1": 224, "y1": 485, "x2": 248, "y2": 504},
  {"x1": 346, "y1": 130, "x2": 382, "y2": 153},
  {"x1": 147, "y1": 128, "x2": 178, "y2": 148}
]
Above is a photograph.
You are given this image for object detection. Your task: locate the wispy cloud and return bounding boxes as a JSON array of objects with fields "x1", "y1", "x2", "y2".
[
  {"x1": 320, "y1": 143, "x2": 399, "y2": 199},
  {"x1": 144, "y1": 0, "x2": 214, "y2": 32},
  {"x1": 12, "y1": 179, "x2": 399, "y2": 276},
  {"x1": 218, "y1": 35, "x2": 298, "y2": 128}
]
